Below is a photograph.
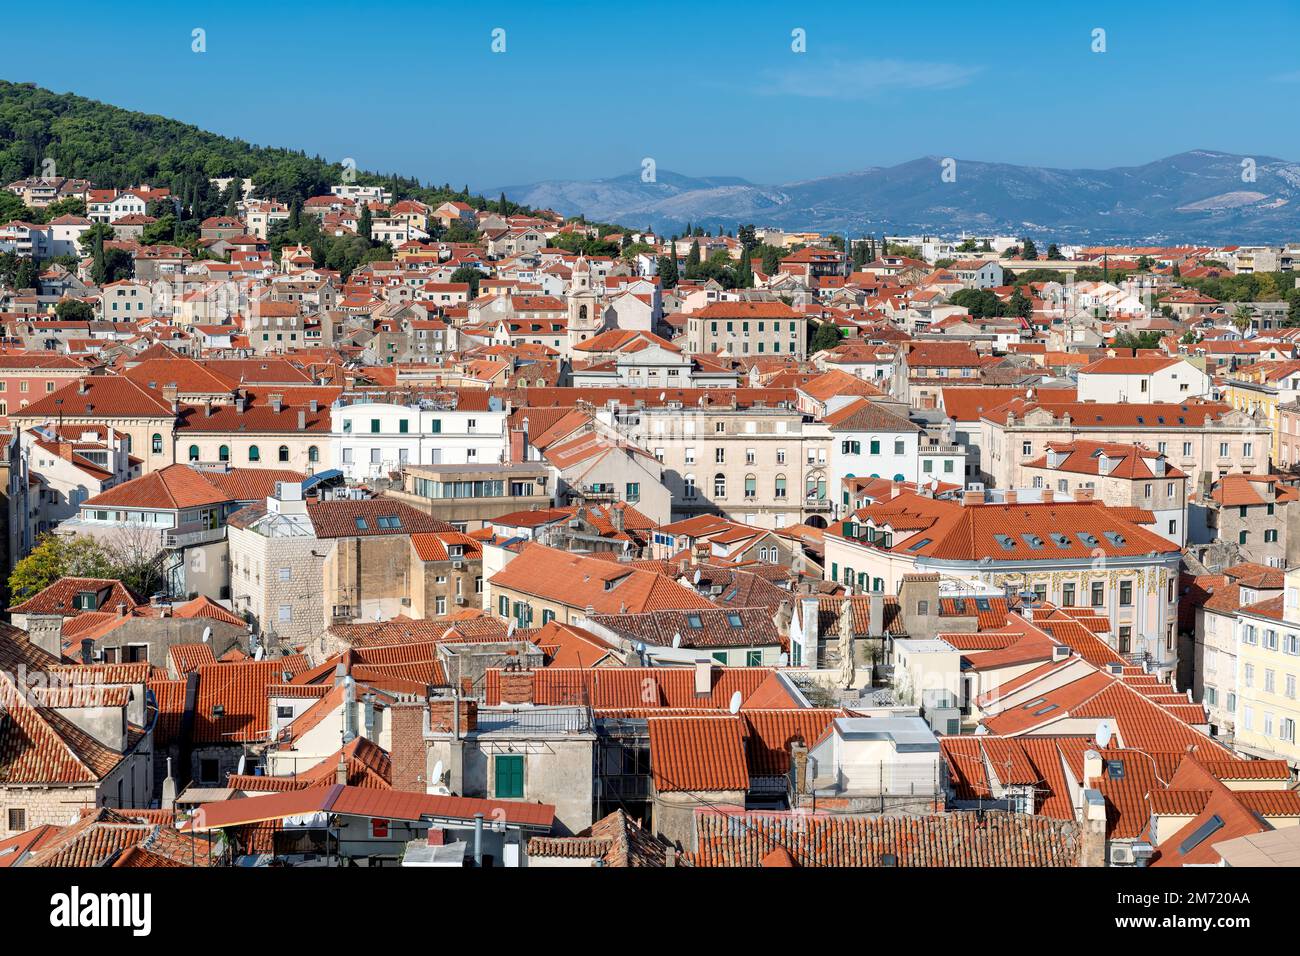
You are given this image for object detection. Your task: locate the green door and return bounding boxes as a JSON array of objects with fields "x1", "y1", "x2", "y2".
[{"x1": 495, "y1": 754, "x2": 524, "y2": 798}]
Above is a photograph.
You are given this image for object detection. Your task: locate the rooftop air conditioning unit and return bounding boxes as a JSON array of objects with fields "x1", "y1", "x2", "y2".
[
  {"x1": 1110, "y1": 844, "x2": 1136, "y2": 866},
  {"x1": 452, "y1": 559, "x2": 465, "y2": 570},
  {"x1": 455, "y1": 595, "x2": 467, "y2": 606}
]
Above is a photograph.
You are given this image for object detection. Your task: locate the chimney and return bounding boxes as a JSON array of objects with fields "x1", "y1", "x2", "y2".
[
  {"x1": 162, "y1": 383, "x2": 179, "y2": 412},
  {"x1": 789, "y1": 741, "x2": 809, "y2": 795},
  {"x1": 610, "y1": 503, "x2": 625, "y2": 531},
  {"x1": 204, "y1": 400, "x2": 214, "y2": 417},
  {"x1": 78, "y1": 378, "x2": 89, "y2": 394},
  {"x1": 429, "y1": 696, "x2": 477, "y2": 734},
  {"x1": 309, "y1": 399, "x2": 319, "y2": 413},
  {"x1": 1075, "y1": 487, "x2": 1095, "y2": 501},
  {"x1": 26, "y1": 614, "x2": 63, "y2": 659},
  {"x1": 800, "y1": 594, "x2": 819, "y2": 648},
  {"x1": 161, "y1": 757, "x2": 177, "y2": 810},
  {"x1": 389, "y1": 696, "x2": 429, "y2": 793},
  {"x1": 963, "y1": 489, "x2": 985, "y2": 506},
  {"x1": 869, "y1": 588, "x2": 885, "y2": 638},
  {"x1": 694, "y1": 658, "x2": 712, "y2": 695},
  {"x1": 1042, "y1": 488, "x2": 1054, "y2": 504},
  {"x1": 509, "y1": 428, "x2": 525, "y2": 463},
  {"x1": 1081, "y1": 788, "x2": 1108, "y2": 867},
  {"x1": 335, "y1": 755, "x2": 348, "y2": 785},
  {"x1": 1082, "y1": 749, "x2": 1104, "y2": 788},
  {"x1": 498, "y1": 669, "x2": 536, "y2": 705},
  {"x1": 1004, "y1": 490, "x2": 1017, "y2": 505},
  {"x1": 80, "y1": 639, "x2": 94, "y2": 665},
  {"x1": 297, "y1": 409, "x2": 306, "y2": 430},
  {"x1": 270, "y1": 393, "x2": 283, "y2": 413}
]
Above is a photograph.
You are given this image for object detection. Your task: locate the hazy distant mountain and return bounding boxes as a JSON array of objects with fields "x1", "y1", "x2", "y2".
[{"x1": 494, "y1": 151, "x2": 1300, "y2": 242}]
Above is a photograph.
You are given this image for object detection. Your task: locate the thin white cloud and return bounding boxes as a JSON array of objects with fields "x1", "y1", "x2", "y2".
[
  {"x1": 1274, "y1": 70, "x2": 1300, "y2": 84},
  {"x1": 761, "y1": 57, "x2": 981, "y2": 99}
]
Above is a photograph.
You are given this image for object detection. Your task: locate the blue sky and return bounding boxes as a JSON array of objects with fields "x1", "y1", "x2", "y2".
[{"x1": 4, "y1": 1, "x2": 1300, "y2": 190}]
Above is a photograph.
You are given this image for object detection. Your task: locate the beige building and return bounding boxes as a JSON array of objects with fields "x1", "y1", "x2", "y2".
[
  {"x1": 981, "y1": 400, "x2": 1270, "y2": 494},
  {"x1": 681, "y1": 301, "x2": 808, "y2": 360},
  {"x1": 595, "y1": 398, "x2": 831, "y2": 529}
]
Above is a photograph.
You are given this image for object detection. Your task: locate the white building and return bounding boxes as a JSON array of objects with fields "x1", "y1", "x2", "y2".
[
  {"x1": 1077, "y1": 357, "x2": 1212, "y2": 403},
  {"x1": 331, "y1": 393, "x2": 509, "y2": 482}
]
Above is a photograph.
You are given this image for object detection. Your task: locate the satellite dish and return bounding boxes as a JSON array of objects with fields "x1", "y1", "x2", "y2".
[
  {"x1": 374, "y1": 608, "x2": 382, "y2": 621},
  {"x1": 692, "y1": 569, "x2": 701, "y2": 585},
  {"x1": 728, "y1": 691, "x2": 742, "y2": 715},
  {"x1": 236, "y1": 754, "x2": 247, "y2": 775},
  {"x1": 633, "y1": 641, "x2": 645, "y2": 654},
  {"x1": 507, "y1": 619, "x2": 517, "y2": 638},
  {"x1": 1095, "y1": 719, "x2": 1114, "y2": 749},
  {"x1": 672, "y1": 632, "x2": 681, "y2": 648},
  {"x1": 658, "y1": 391, "x2": 665, "y2": 401},
  {"x1": 778, "y1": 652, "x2": 789, "y2": 667},
  {"x1": 253, "y1": 646, "x2": 264, "y2": 661},
  {"x1": 431, "y1": 760, "x2": 444, "y2": 784},
  {"x1": 201, "y1": 626, "x2": 212, "y2": 644}
]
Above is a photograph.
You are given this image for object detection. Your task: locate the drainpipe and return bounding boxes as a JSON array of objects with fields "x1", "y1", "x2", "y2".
[{"x1": 473, "y1": 812, "x2": 484, "y2": 867}]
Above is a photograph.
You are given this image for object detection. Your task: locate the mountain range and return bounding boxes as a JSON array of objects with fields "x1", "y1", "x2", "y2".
[{"x1": 494, "y1": 151, "x2": 1300, "y2": 243}]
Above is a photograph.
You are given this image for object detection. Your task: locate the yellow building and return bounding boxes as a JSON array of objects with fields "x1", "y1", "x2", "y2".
[{"x1": 1233, "y1": 570, "x2": 1300, "y2": 768}]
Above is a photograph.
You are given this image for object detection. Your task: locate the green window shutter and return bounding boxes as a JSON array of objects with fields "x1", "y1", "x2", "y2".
[{"x1": 495, "y1": 754, "x2": 524, "y2": 798}]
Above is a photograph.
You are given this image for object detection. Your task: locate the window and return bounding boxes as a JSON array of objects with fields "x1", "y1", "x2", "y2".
[
  {"x1": 1061, "y1": 582, "x2": 1075, "y2": 607},
  {"x1": 869, "y1": 439, "x2": 880, "y2": 455},
  {"x1": 199, "y1": 759, "x2": 220, "y2": 785},
  {"x1": 744, "y1": 475, "x2": 756, "y2": 499},
  {"x1": 278, "y1": 567, "x2": 291, "y2": 582},
  {"x1": 371, "y1": 419, "x2": 381, "y2": 433},
  {"x1": 248, "y1": 445, "x2": 260, "y2": 462},
  {"x1": 219, "y1": 445, "x2": 230, "y2": 462},
  {"x1": 278, "y1": 445, "x2": 289, "y2": 462},
  {"x1": 495, "y1": 754, "x2": 524, "y2": 798},
  {"x1": 188, "y1": 444, "x2": 200, "y2": 462},
  {"x1": 278, "y1": 605, "x2": 292, "y2": 622},
  {"x1": 308, "y1": 445, "x2": 319, "y2": 463},
  {"x1": 1090, "y1": 581, "x2": 1105, "y2": 607},
  {"x1": 399, "y1": 419, "x2": 409, "y2": 434},
  {"x1": 625, "y1": 482, "x2": 640, "y2": 503},
  {"x1": 894, "y1": 439, "x2": 905, "y2": 455},
  {"x1": 151, "y1": 433, "x2": 162, "y2": 454},
  {"x1": 1119, "y1": 580, "x2": 1133, "y2": 606},
  {"x1": 370, "y1": 819, "x2": 389, "y2": 839},
  {"x1": 746, "y1": 650, "x2": 762, "y2": 667},
  {"x1": 7, "y1": 808, "x2": 25, "y2": 832},
  {"x1": 714, "y1": 473, "x2": 726, "y2": 498}
]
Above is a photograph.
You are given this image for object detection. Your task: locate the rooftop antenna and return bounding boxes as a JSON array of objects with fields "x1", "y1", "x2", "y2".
[
  {"x1": 728, "y1": 690, "x2": 743, "y2": 715},
  {"x1": 1095, "y1": 719, "x2": 1114, "y2": 749}
]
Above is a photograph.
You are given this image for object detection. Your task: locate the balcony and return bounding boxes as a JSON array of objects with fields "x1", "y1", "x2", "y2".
[{"x1": 163, "y1": 525, "x2": 227, "y2": 549}]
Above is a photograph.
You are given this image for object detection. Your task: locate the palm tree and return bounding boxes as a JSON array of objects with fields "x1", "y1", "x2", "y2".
[{"x1": 1231, "y1": 305, "x2": 1254, "y2": 333}]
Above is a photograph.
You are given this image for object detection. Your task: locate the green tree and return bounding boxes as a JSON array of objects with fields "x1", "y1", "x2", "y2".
[
  {"x1": 55, "y1": 298, "x2": 95, "y2": 321},
  {"x1": 657, "y1": 246, "x2": 679, "y2": 289},
  {"x1": 358, "y1": 204, "x2": 373, "y2": 242},
  {"x1": 685, "y1": 240, "x2": 701, "y2": 277},
  {"x1": 1021, "y1": 238, "x2": 1038, "y2": 261},
  {"x1": 8, "y1": 534, "x2": 115, "y2": 603},
  {"x1": 809, "y1": 321, "x2": 843, "y2": 354},
  {"x1": 449, "y1": 264, "x2": 483, "y2": 297},
  {"x1": 1046, "y1": 243, "x2": 1061, "y2": 260}
]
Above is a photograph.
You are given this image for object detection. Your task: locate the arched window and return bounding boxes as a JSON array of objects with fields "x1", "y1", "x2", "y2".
[
  {"x1": 278, "y1": 445, "x2": 289, "y2": 462},
  {"x1": 122, "y1": 435, "x2": 131, "y2": 453},
  {"x1": 744, "y1": 474, "x2": 756, "y2": 499},
  {"x1": 248, "y1": 445, "x2": 260, "y2": 462},
  {"x1": 151, "y1": 433, "x2": 163, "y2": 454},
  {"x1": 713, "y1": 473, "x2": 726, "y2": 498},
  {"x1": 188, "y1": 445, "x2": 199, "y2": 462},
  {"x1": 774, "y1": 474, "x2": 787, "y2": 499},
  {"x1": 308, "y1": 445, "x2": 319, "y2": 463},
  {"x1": 578, "y1": 305, "x2": 588, "y2": 321},
  {"x1": 218, "y1": 445, "x2": 230, "y2": 462}
]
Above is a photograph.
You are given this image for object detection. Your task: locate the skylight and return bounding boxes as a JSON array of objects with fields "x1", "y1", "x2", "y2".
[
  {"x1": 994, "y1": 533, "x2": 1015, "y2": 550},
  {"x1": 1021, "y1": 533, "x2": 1045, "y2": 550},
  {"x1": 355, "y1": 517, "x2": 368, "y2": 530},
  {"x1": 906, "y1": 537, "x2": 932, "y2": 552},
  {"x1": 974, "y1": 597, "x2": 991, "y2": 612},
  {"x1": 686, "y1": 613, "x2": 703, "y2": 629},
  {"x1": 1177, "y1": 815, "x2": 1225, "y2": 856},
  {"x1": 726, "y1": 612, "x2": 743, "y2": 628}
]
